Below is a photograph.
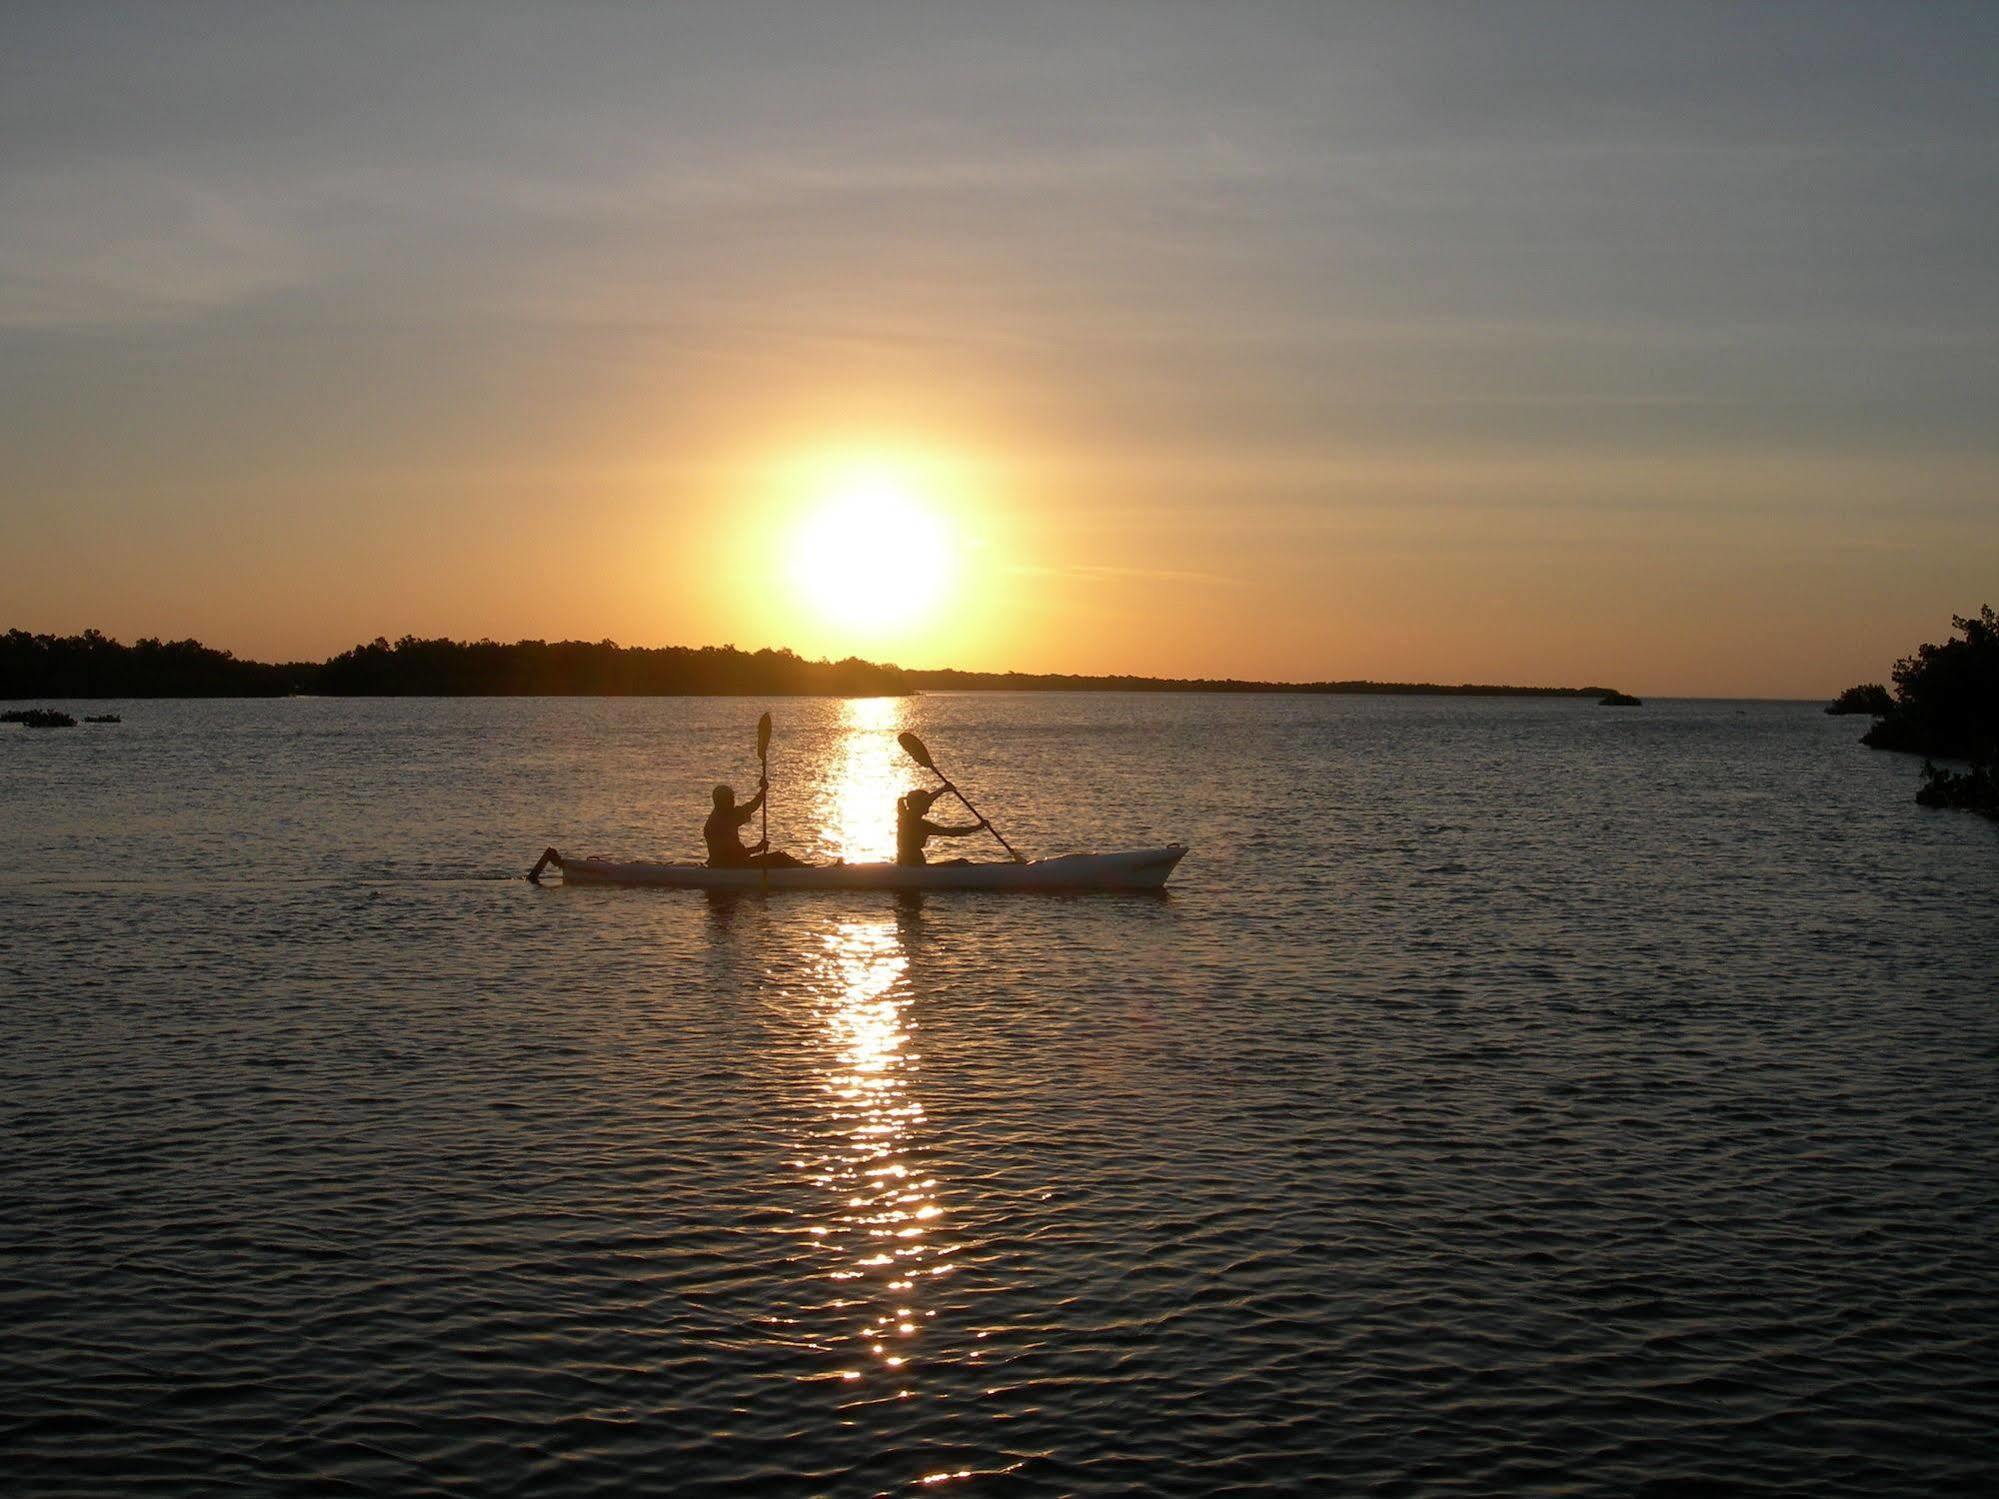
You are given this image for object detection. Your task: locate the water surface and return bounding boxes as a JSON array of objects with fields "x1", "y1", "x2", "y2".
[{"x1": 3, "y1": 695, "x2": 1994, "y2": 1494}]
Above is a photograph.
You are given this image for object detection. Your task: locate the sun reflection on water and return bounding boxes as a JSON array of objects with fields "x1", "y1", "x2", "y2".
[
  {"x1": 795, "y1": 914, "x2": 950, "y2": 1393},
  {"x1": 818, "y1": 697, "x2": 911, "y2": 865}
]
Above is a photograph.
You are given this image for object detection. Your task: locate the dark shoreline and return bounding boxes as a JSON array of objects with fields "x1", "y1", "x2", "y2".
[{"x1": 3, "y1": 629, "x2": 1618, "y2": 701}]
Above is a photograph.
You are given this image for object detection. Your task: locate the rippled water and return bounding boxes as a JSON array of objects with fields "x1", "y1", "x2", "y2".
[{"x1": 3, "y1": 695, "x2": 1995, "y2": 1495}]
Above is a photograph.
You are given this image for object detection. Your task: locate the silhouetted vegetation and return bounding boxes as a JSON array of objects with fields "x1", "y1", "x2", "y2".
[
  {"x1": 3, "y1": 708, "x2": 77, "y2": 728},
  {"x1": 0, "y1": 629, "x2": 306, "y2": 697},
  {"x1": 314, "y1": 636, "x2": 908, "y2": 696},
  {"x1": 905, "y1": 668, "x2": 1614, "y2": 697},
  {"x1": 1598, "y1": 690, "x2": 1642, "y2": 706},
  {"x1": 1825, "y1": 683, "x2": 1893, "y2": 716},
  {"x1": 1853, "y1": 607, "x2": 1997, "y2": 822},
  {"x1": 1859, "y1": 607, "x2": 1997, "y2": 762},
  {"x1": 5, "y1": 626, "x2": 1626, "y2": 701},
  {"x1": 1916, "y1": 761, "x2": 1998, "y2": 821}
]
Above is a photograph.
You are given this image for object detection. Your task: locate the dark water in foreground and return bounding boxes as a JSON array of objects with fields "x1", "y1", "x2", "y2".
[{"x1": 3, "y1": 694, "x2": 1995, "y2": 1496}]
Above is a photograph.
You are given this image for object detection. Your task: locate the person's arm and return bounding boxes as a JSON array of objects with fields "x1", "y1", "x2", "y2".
[
  {"x1": 924, "y1": 817, "x2": 984, "y2": 838},
  {"x1": 736, "y1": 784, "x2": 767, "y2": 821}
]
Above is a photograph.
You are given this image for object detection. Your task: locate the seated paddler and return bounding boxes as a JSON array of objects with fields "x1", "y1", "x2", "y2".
[
  {"x1": 704, "y1": 778, "x2": 805, "y2": 868},
  {"x1": 896, "y1": 787, "x2": 986, "y2": 866}
]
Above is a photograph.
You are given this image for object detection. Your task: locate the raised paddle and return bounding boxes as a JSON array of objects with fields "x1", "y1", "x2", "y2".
[
  {"x1": 756, "y1": 712, "x2": 772, "y2": 888},
  {"x1": 897, "y1": 730, "x2": 1025, "y2": 863}
]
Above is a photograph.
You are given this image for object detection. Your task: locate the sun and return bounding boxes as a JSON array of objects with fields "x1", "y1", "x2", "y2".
[{"x1": 787, "y1": 460, "x2": 957, "y2": 636}]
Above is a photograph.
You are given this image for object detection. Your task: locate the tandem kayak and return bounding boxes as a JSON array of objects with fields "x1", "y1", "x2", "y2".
[{"x1": 531, "y1": 845, "x2": 1186, "y2": 892}]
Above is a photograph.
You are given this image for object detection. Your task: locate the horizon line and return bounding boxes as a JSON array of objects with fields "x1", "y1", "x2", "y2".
[{"x1": 1, "y1": 624, "x2": 1657, "y2": 700}]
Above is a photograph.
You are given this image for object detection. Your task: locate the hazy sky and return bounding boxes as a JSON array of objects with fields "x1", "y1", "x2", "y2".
[{"x1": 4, "y1": 1, "x2": 1995, "y2": 694}]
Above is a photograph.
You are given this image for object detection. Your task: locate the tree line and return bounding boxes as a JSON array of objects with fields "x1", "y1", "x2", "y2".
[
  {"x1": 0, "y1": 630, "x2": 907, "y2": 698},
  {"x1": 0, "y1": 630, "x2": 304, "y2": 697},
  {"x1": 4, "y1": 627, "x2": 1618, "y2": 701},
  {"x1": 909, "y1": 667, "x2": 1611, "y2": 696}
]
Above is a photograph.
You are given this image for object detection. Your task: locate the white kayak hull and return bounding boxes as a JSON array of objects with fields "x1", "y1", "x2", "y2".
[{"x1": 545, "y1": 845, "x2": 1186, "y2": 892}]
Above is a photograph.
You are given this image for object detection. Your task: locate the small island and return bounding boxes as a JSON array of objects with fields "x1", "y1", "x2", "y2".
[
  {"x1": 1598, "y1": 690, "x2": 1642, "y2": 706},
  {"x1": 2, "y1": 708, "x2": 76, "y2": 728}
]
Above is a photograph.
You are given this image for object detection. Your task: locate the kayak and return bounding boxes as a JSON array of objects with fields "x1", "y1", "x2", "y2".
[{"x1": 534, "y1": 845, "x2": 1186, "y2": 892}]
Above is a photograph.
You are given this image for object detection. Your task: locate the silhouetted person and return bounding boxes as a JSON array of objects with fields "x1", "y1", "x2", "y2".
[
  {"x1": 896, "y1": 788, "x2": 985, "y2": 866},
  {"x1": 705, "y1": 780, "x2": 805, "y2": 868}
]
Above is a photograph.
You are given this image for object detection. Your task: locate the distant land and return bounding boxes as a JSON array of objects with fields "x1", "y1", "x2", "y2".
[{"x1": 2, "y1": 630, "x2": 1616, "y2": 701}]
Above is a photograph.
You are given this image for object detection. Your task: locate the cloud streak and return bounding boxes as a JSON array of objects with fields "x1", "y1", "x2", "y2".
[{"x1": 0, "y1": 170, "x2": 306, "y2": 328}]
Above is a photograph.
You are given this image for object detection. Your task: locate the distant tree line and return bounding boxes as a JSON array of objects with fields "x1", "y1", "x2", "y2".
[
  {"x1": 0, "y1": 629, "x2": 305, "y2": 697},
  {"x1": 903, "y1": 668, "x2": 1612, "y2": 697},
  {"x1": 1834, "y1": 606, "x2": 1997, "y2": 820},
  {"x1": 0, "y1": 630, "x2": 908, "y2": 698},
  {"x1": 5, "y1": 627, "x2": 1621, "y2": 701},
  {"x1": 315, "y1": 636, "x2": 910, "y2": 696}
]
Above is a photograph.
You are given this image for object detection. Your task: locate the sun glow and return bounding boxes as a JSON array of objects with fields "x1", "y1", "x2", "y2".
[{"x1": 786, "y1": 458, "x2": 959, "y2": 637}]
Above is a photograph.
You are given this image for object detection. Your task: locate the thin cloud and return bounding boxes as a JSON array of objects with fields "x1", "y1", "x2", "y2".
[
  {"x1": 0, "y1": 170, "x2": 306, "y2": 329},
  {"x1": 1009, "y1": 562, "x2": 1242, "y2": 587}
]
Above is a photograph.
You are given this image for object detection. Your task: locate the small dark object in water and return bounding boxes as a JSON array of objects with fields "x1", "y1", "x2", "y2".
[
  {"x1": 3, "y1": 709, "x2": 77, "y2": 728},
  {"x1": 1599, "y1": 691, "x2": 1642, "y2": 707},
  {"x1": 84, "y1": 714, "x2": 122, "y2": 723}
]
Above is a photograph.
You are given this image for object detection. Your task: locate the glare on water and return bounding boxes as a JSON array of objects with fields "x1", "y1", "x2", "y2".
[
  {"x1": 795, "y1": 916, "x2": 948, "y2": 1394},
  {"x1": 815, "y1": 696, "x2": 914, "y2": 865}
]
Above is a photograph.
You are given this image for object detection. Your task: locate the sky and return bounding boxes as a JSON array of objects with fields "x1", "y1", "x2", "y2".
[{"x1": 3, "y1": 1, "x2": 1995, "y2": 696}]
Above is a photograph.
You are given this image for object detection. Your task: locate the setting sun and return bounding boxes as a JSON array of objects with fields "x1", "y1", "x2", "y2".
[
  {"x1": 697, "y1": 441, "x2": 1012, "y2": 667},
  {"x1": 785, "y1": 458, "x2": 961, "y2": 640}
]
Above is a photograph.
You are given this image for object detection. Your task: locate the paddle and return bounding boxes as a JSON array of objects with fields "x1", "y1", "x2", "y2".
[
  {"x1": 756, "y1": 712, "x2": 772, "y2": 886},
  {"x1": 897, "y1": 731, "x2": 1025, "y2": 862}
]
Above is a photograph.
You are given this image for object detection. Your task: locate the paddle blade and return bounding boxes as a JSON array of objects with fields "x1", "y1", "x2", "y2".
[
  {"x1": 897, "y1": 731, "x2": 936, "y2": 771},
  {"x1": 757, "y1": 712, "x2": 772, "y2": 760}
]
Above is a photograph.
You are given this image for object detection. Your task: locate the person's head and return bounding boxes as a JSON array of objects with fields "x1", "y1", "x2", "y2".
[
  {"x1": 713, "y1": 784, "x2": 734, "y2": 810},
  {"x1": 902, "y1": 788, "x2": 937, "y2": 815}
]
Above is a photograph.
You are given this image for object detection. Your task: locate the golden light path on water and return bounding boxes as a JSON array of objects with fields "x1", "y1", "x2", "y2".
[
  {"x1": 818, "y1": 696, "x2": 912, "y2": 865},
  {"x1": 779, "y1": 700, "x2": 1019, "y2": 1490},
  {"x1": 792, "y1": 709, "x2": 942, "y2": 1387},
  {"x1": 802, "y1": 915, "x2": 945, "y2": 1395}
]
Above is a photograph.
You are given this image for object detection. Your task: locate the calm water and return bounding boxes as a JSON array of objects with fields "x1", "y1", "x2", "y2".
[{"x1": 3, "y1": 694, "x2": 1994, "y2": 1496}]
